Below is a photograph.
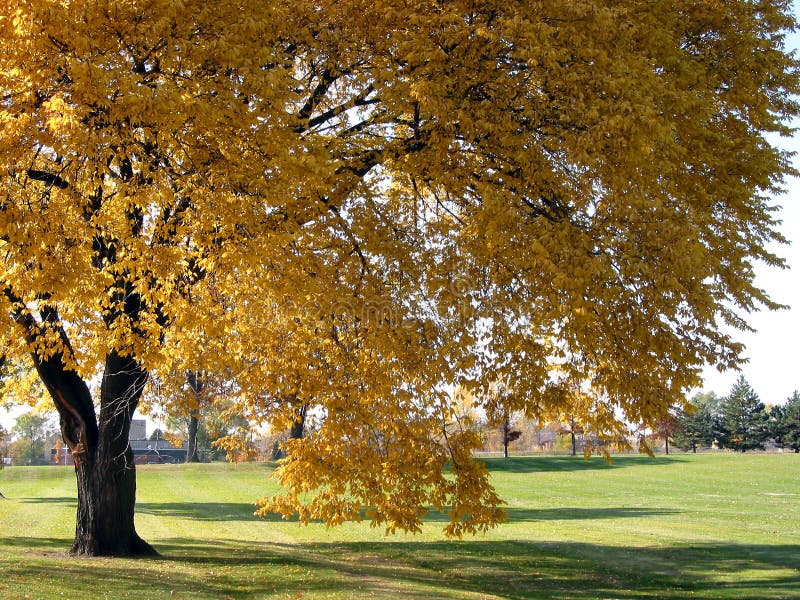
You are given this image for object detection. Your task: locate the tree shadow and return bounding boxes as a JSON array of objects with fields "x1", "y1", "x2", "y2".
[
  {"x1": 18, "y1": 496, "x2": 76, "y2": 503},
  {"x1": 137, "y1": 501, "x2": 258, "y2": 522},
  {"x1": 425, "y1": 506, "x2": 681, "y2": 523},
  {"x1": 3, "y1": 535, "x2": 798, "y2": 599},
  {"x1": 481, "y1": 455, "x2": 686, "y2": 473},
  {"x1": 13, "y1": 496, "x2": 680, "y2": 524}
]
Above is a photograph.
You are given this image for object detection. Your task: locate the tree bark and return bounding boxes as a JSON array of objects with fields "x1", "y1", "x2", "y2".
[
  {"x1": 273, "y1": 402, "x2": 307, "y2": 460},
  {"x1": 185, "y1": 371, "x2": 203, "y2": 463},
  {"x1": 290, "y1": 403, "x2": 308, "y2": 441},
  {"x1": 69, "y1": 351, "x2": 157, "y2": 556},
  {"x1": 29, "y1": 337, "x2": 156, "y2": 556},
  {"x1": 186, "y1": 414, "x2": 200, "y2": 463},
  {"x1": 665, "y1": 436, "x2": 670, "y2": 455},
  {"x1": 502, "y1": 417, "x2": 510, "y2": 459}
]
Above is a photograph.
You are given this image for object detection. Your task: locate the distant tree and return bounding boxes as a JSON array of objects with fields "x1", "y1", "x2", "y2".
[
  {"x1": 483, "y1": 381, "x2": 523, "y2": 459},
  {"x1": 652, "y1": 407, "x2": 683, "y2": 454},
  {"x1": 148, "y1": 429, "x2": 164, "y2": 442},
  {"x1": 558, "y1": 417, "x2": 584, "y2": 457},
  {"x1": 499, "y1": 411, "x2": 523, "y2": 459},
  {"x1": 184, "y1": 371, "x2": 205, "y2": 464},
  {"x1": 673, "y1": 393, "x2": 718, "y2": 452},
  {"x1": 718, "y1": 377, "x2": 769, "y2": 452},
  {"x1": 770, "y1": 391, "x2": 800, "y2": 453},
  {"x1": 9, "y1": 412, "x2": 55, "y2": 465},
  {"x1": 0, "y1": 424, "x2": 8, "y2": 458}
]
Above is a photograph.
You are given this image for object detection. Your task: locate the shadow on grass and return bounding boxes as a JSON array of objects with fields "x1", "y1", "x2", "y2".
[
  {"x1": 16, "y1": 496, "x2": 680, "y2": 524},
  {"x1": 481, "y1": 455, "x2": 687, "y2": 473},
  {"x1": 137, "y1": 501, "x2": 258, "y2": 521},
  {"x1": 2, "y1": 535, "x2": 798, "y2": 599}
]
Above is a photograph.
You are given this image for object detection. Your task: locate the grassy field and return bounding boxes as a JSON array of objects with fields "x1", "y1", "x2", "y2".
[{"x1": 0, "y1": 454, "x2": 798, "y2": 599}]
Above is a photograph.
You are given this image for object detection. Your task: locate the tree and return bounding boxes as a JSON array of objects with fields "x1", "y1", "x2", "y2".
[
  {"x1": 483, "y1": 381, "x2": 523, "y2": 458},
  {"x1": 652, "y1": 409, "x2": 682, "y2": 455},
  {"x1": 673, "y1": 393, "x2": 718, "y2": 453},
  {"x1": 10, "y1": 411, "x2": 54, "y2": 465},
  {"x1": 143, "y1": 369, "x2": 247, "y2": 462},
  {"x1": 1, "y1": 1, "x2": 797, "y2": 556},
  {"x1": 718, "y1": 377, "x2": 770, "y2": 452},
  {"x1": 0, "y1": 424, "x2": 8, "y2": 459},
  {"x1": 770, "y1": 391, "x2": 800, "y2": 452},
  {"x1": 558, "y1": 417, "x2": 583, "y2": 457}
]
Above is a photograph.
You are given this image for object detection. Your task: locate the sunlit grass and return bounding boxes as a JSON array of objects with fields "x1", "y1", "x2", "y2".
[{"x1": 1, "y1": 454, "x2": 798, "y2": 599}]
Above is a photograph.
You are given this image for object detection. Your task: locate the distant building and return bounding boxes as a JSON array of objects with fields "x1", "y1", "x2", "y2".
[{"x1": 51, "y1": 418, "x2": 188, "y2": 465}]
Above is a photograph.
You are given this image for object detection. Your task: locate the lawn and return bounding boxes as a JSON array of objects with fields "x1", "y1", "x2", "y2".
[{"x1": 0, "y1": 454, "x2": 798, "y2": 599}]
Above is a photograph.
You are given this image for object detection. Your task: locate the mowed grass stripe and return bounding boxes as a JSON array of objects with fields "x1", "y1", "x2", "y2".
[{"x1": 1, "y1": 453, "x2": 799, "y2": 599}]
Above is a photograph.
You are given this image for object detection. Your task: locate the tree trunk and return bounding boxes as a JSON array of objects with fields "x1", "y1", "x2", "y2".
[
  {"x1": 273, "y1": 402, "x2": 307, "y2": 460},
  {"x1": 290, "y1": 403, "x2": 308, "y2": 440},
  {"x1": 185, "y1": 371, "x2": 203, "y2": 463},
  {"x1": 12, "y1": 292, "x2": 155, "y2": 556},
  {"x1": 570, "y1": 431, "x2": 576, "y2": 456},
  {"x1": 502, "y1": 418, "x2": 510, "y2": 459},
  {"x1": 31, "y1": 341, "x2": 156, "y2": 557},
  {"x1": 665, "y1": 436, "x2": 670, "y2": 455},
  {"x1": 186, "y1": 414, "x2": 200, "y2": 463},
  {"x1": 70, "y1": 351, "x2": 156, "y2": 556},
  {"x1": 71, "y1": 444, "x2": 154, "y2": 556}
]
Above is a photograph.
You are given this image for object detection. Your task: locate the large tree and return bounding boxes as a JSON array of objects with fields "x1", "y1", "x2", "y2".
[{"x1": 1, "y1": 1, "x2": 797, "y2": 555}]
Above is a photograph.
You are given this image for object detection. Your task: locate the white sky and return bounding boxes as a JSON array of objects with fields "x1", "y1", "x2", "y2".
[{"x1": 3, "y1": 10, "x2": 800, "y2": 430}]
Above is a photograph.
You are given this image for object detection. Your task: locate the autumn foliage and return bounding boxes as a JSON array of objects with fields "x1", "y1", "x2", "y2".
[{"x1": 0, "y1": 0, "x2": 798, "y2": 551}]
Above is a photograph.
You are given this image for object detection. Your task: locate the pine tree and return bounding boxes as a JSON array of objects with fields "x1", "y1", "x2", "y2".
[
  {"x1": 719, "y1": 377, "x2": 769, "y2": 452},
  {"x1": 770, "y1": 392, "x2": 800, "y2": 453},
  {"x1": 673, "y1": 392, "x2": 718, "y2": 452}
]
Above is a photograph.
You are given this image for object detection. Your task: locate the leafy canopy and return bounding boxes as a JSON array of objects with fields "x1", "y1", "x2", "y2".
[{"x1": 0, "y1": 0, "x2": 798, "y2": 534}]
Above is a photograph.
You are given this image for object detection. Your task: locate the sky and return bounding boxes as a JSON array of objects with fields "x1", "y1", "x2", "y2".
[{"x1": 3, "y1": 10, "x2": 800, "y2": 431}]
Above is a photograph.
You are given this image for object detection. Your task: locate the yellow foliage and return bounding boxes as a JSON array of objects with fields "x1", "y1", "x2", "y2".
[{"x1": 0, "y1": 0, "x2": 798, "y2": 536}]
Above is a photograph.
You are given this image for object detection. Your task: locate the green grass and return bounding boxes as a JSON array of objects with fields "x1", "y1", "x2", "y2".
[{"x1": 1, "y1": 454, "x2": 798, "y2": 599}]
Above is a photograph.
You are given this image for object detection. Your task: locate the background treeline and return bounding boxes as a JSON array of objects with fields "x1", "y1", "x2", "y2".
[
  {"x1": 468, "y1": 376, "x2": 800, "y2": 456},
  {"x1": 3, "y1": 374, "x2": 799, "y2": 465},
  {"x1": 670, "y1": 376, "x2": 800, "y2": 454}
]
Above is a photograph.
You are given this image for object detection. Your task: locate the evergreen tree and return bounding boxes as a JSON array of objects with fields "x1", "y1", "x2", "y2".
[
  {"x1": 770, "y1": 391, "x2": 800, "y2": 453},
  {"x1": 673, "y1": 393, "x2": 717, "y2": 452},
  {"x1": 718, "y1": 377, "x2": 769, "y2": 452}
]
